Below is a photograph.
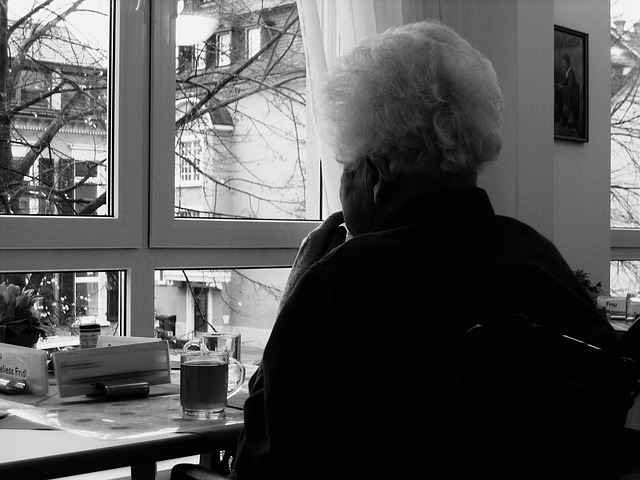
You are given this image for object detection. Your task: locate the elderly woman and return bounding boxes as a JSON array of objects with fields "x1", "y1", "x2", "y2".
[{"x1": 173, "y1": 20, "x2": 620, "y2": 480}]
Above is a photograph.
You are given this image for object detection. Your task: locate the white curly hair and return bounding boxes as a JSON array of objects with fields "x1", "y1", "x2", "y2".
[{"x1": 322, "y1": 19, "x2": 504, "y2": 179}]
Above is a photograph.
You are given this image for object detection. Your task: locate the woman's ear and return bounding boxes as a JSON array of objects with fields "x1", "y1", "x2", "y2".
[{"x1": 364, "y1": 157, "x2": 385, "y2": 204}]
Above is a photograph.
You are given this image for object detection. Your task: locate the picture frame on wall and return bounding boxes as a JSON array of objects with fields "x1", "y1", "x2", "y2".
[{"x1": 554, "y1": 25, "x2": 588, "y2": 142}]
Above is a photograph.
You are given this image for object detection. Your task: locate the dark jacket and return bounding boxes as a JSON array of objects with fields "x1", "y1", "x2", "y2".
[{"x1": 233, "y1": 187, "x2": 619, "y2": 480}]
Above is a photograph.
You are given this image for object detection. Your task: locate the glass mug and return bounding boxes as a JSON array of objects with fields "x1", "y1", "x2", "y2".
[
  {"x1": 183, "y1": 332, "x2": 241, "y2": 363},
  {"x1": 180, "y1": 350, "x2": 246, "y2": 417}
]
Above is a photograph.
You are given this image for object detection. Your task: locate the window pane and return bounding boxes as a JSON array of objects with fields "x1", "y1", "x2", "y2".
[
  {"x1": 611, "y1": 2, "x2": 640, "y2": 228},
  {"x1": 246, "y1": 27, "x2": 261, "y2": 58},
  {"x1": 611, "y1": 261, "x2": 640, "y2": 297},
  {"x1": 216, "y1": 32, "x2": 231, "y2": 66},
  {"x1": 0, "y1": 270, "x2": 124, "y2": 350},
  {"x1": 1, "y1": 0, "x2": 110, "y2": 216},
  {"x1": 174, "y1": 0, "x2": 319, "y2": 220},
  {"x1": 155, "y1": 268, "x2": 288, "y2": 365}
]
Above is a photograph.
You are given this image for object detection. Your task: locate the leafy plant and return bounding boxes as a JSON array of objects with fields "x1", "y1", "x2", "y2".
[
  {"x1": 0, "y1": 283, "x2": 47, "y2": 343},
  {"x1": 574, "y1": 269, "x2": 603, "y2": 305}
]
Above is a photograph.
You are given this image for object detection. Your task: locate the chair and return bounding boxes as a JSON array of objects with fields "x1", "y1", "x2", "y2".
[
  {"x1": 456, "y1": 313, "x2": 640, "y2": 479},
  {"x1": 170, "y1": 463, "x2": 230, "y2": 480},
  {"x1": 170, "y1": 445, "x2": 236, "y2": 480}
]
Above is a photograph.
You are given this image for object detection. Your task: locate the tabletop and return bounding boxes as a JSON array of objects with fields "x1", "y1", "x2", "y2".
[{"x1": 0, "y1": 367, "x2": 254, "y2": 479}]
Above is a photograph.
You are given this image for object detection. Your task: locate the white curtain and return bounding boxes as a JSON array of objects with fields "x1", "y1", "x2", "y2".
[{"x1": 297, "y1": 0, "x2": 446, "y2": 216}]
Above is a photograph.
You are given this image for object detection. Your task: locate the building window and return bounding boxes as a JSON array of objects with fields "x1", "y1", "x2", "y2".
[
  {"x1": 195, "y1": 41, "x2": 208, "y2": 70},
  {"x1": 16, "y1": 70, "x2": 52, "y2": 109},
  {"x1": 216, "y1": 31, "x2": 232, "y2": 66},
  {"x1": 178, "y1": 140, "x2": 202, "y2": 184},
  {"x1": 246, "y1": 26, "x2": 261, "y2": 58}
]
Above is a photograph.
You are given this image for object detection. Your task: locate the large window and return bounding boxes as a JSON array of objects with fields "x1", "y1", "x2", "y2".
[
  {"x1": 172, "y1": 0, "x2": 317, "y2": 221},
  {"x1": 0, "y1": 1, "x2": 316, "y2": 356}
]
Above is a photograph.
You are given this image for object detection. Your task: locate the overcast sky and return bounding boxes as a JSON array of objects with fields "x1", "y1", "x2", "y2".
[{"x1": 8, "y1": 0, "x2": 109, "y2": 50}]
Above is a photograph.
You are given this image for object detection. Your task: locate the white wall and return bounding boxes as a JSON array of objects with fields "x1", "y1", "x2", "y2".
[
  {"x1": 434, "y1": 0, "x2": 610, "y2": 290},
  {"x1": 433, "y1": 0, "x2": 555, "y2": 239},
  {"x1": 553, "y1": 0, "x2": 611, "y2": 290}
]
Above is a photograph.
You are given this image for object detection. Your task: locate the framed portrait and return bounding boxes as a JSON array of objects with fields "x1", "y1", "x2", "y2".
[{"x1": 554, "y1": 25, "x2": 588, "y2": 142}]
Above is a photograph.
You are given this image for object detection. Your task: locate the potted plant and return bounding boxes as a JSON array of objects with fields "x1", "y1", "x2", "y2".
[
  {"x1": 573, "y1": 269, "x2": 610, "y2": 322},
  {"x1": 0, "y1": 284, "x2": 47, "y2": 348}
]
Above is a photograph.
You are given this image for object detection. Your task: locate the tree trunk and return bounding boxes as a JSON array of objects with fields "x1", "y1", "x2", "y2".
[{"x1": 0, "y1": 1, "x2": 15, "y2": 213}]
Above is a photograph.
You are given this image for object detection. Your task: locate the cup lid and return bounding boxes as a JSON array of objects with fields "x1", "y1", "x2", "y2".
[{"x1": 79, "y1": 324, "x2": 101, "y2": 331}]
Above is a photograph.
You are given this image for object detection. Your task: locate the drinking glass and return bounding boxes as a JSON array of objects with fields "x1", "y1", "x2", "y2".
[
  {"x1": 180, "y1": 350, "x2": 245, "y2": 418},
  {"x1": 183, "y1": 332, "x2": 241, "y2": 363}
]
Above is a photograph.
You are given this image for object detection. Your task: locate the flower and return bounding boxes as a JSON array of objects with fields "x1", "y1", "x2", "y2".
[{"x1": 0, "y1": 284, "x2": 47, "y2": 343}]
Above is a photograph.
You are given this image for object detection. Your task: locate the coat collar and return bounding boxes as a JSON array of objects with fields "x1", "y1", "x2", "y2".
[{"x1": 372, "y1": 187, "x2": 495, "y2": 231}]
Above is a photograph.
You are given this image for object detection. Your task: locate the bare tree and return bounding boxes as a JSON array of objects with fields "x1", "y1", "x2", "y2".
[
  {"x1": 174, "y1": 0, "x2": 310, "y2": 220},
  {"x1": 0, "y1": 0, "x2": 108, "y2": 215}
]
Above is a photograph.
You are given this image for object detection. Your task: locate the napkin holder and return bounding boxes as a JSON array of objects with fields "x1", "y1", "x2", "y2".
[{"x1": 53, "y1": 340, "x2": 170, "y2": 398}]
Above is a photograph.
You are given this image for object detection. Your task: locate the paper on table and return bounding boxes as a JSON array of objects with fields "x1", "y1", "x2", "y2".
[
  {"x1": 0, "y1": 413, "x2": 57, "y2": 430},
  {"x1": 0, "y1": 398, "x2": 57, "y2": 430}
]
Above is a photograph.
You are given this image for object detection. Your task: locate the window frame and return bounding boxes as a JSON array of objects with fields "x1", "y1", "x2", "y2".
[
  {"x1": 215, "y1": 31, "x2": 232, "y2": 67},
  {"x1": 0, "y1": 0, "x2": 145, "y2": 249},
  {"x1": 611, "y1": 230, "x2": 640, "y2": 260},
  {"x1": 246, "y1": 26, "x2": 261, "y2": 58},
  {"x1": 0, "y1": 1, "x2": 309, "y2": 339},
  {"x1": 149, "y1": 0, "x2": 318, "y2": 249}
]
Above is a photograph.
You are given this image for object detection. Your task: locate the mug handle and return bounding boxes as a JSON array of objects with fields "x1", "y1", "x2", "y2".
[
  {"x1": 227, "y1": 357, "x2": 246, "y2": 398},
  {"x1": 183, "y1": 339, "x2": 201, "y2": 351}
]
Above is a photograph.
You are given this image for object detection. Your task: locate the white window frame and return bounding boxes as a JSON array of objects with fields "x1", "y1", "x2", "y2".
[
  {"x1": 0, "y1": 1, "x2": 143, "y2": 249},
  {"x1": 612, "y1": 231, "x2": 640, "y2": 260}
]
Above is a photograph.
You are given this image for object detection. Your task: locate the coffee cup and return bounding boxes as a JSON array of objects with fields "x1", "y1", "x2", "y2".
[
  {"x1": 79, "y1": 323, "x2": 101, "y2": 349},
  {"x1": 180, "y1": 350, "x2": 245, "y2": 417},
  {"x1": 183, "y1": 332, "x2": 241, "y2": 363}
]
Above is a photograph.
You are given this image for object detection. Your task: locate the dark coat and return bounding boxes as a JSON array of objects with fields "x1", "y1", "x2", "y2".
[{"x1": 233, "y1": 187, "x2": 619, "y2": 480}]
